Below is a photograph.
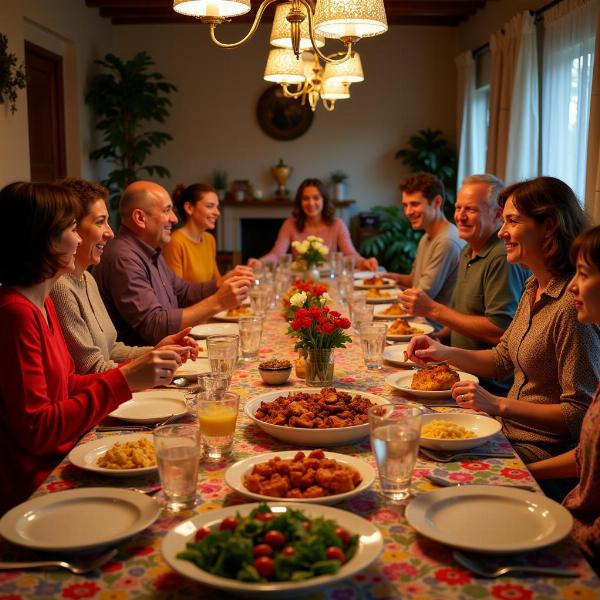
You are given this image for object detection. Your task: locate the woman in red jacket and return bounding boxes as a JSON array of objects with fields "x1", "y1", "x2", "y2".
[{"x1": 0, "y1": 182, "x2": 188, "y2": 514}]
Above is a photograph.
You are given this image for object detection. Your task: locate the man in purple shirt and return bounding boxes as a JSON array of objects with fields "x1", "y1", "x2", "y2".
[{"x1": 94, "y1": 181, "x2": 251, "y2": 346}]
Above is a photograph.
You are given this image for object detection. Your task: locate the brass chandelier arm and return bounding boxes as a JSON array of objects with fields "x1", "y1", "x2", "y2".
[
  {"x1": 321, "y1": 98, "x2": 336, "y2": 111},
  {"x1": 282, "y1": 83, "x2": 310, "y2": 99},
  {"x1": 208, "y1": 0, "x2": 280, "y2": 48}
]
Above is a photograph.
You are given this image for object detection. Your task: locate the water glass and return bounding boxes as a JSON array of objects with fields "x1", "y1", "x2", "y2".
[
  {"x1": 238, "y1": 316, "x2": 264, "y2": 362},
  {"x1": 196, "y1": 392, "x2": 239, "y2": 460},
  {"x1": 183, "y1": 372, "x2": 229, "y2": 410},
  {"x1": 359, "y1": 321, "x2": 387, "y2": 369},
  {"x1": 342, "y1": 255, "x2": 355, "y2": 278},
  {"x1": 206, "y1": 334, "x2": 239, "y2": 381},
  {"x1": 249, "y1": 287, "x2": 270, "y2": 316},
  {"x1": 368, "y1": 403, "x2": 422, "y2": 502},
  {"x1": 153, "y1": 424, "x2": 201, "y2": 511},
  {"x1": 353, "y1": 304, "x2": 374, "y2": 332},
  {"x1": 278, "y1": 254, "x2": 293, "y2": 269}
]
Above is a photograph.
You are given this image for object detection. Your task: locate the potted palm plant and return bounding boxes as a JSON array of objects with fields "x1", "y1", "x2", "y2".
[{"x1": 330, "y1": 170, "x2": 348, "y2": 200}]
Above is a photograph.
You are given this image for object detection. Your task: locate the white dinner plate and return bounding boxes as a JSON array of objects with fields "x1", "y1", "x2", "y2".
[
  {"x1": 161, "y1": 502, "x2": 383, "y2": 597},
  {"x1": 365, "y1": 288, "x2": 402, "y2": 304},
  {"x1": 406, "y1": 486, "x2": 573, "y2": 554},
  {"x1": 386, "y1": 321, "x2": 434, "y2": 341},
  {"x1": 225, "y1": 451, "x2": 376, "y2": 505},
  {"x1": 213, "y1": 308, "x2": 254, "y2": 322},
  {"x1": 68, "y1": 433, "x2": 157, "y2": 477},
  {"x1": 373, "y1": 303, "x2": 413, "y2": 320},
  {"x1": 245, "y1": 388, "x2": 388, "y2": 446},
  {"x1": 190, "y1": 322, "x2": 239, "y2": 338},
  {"x1": 386, "y1": 370, "x2": 479, "y2": 398},
  {"x1": 354, "y1": 270, "x2": 386, "y2": 280},
  {"x1": 354, "y1": 278, "x2": 396, "y2": 289},
  {"x1": 383, "y1": 343, "x2": 417, "y2": 366},
  {"x1": 174, "y1": 358, "x2": 211, "y2": 378},
  {"x1": 419, "y1": 412, "x2": 502, "y2": 451},
  {"x1": 109, "y1": 390, "x2": 188, "y2": 424},
  {"x1": 0, "y1": 488, "x2": 161, "y2": 552}
]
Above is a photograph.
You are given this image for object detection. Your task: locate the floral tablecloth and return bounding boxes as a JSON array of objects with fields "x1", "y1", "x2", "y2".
[{"x1": 1, "y1": 309, "x2": 599, "y2": 600}]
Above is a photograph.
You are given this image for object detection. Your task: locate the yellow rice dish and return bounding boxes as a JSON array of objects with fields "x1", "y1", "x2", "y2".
[
  {"x1": 97, "y1": 438, "x2": 156, "y2": 469},
  {"x1": 421, "y1": 419, "x2": 475, "y2": 440}
]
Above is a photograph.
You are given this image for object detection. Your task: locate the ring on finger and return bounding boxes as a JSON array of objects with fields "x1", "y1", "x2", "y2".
[{"x1": 460, "y1": 394, "x2": 465, "y2": 402}]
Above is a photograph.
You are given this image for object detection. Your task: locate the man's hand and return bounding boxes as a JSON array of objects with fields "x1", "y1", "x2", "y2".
[
  {"x1": 405, "y1": 335, "x2": 450, "y2": 366},
  {"x1": 217, "y1": 265, "x2": 254, "y2": 288},
  {"x1": 398, "y1": 288, "x2": 434, "y2": 317},
  {"x1": 215, "y1": 275, "x2": 251, "y2": 309},
  {"x1": 358, "y1": 257, "x2": 378, "y2": 271},
  {"x1": 155, "y1": 327, "x2": 198, "y2": 360}
]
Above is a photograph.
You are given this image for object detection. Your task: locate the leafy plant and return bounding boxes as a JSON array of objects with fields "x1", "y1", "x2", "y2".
[
  {"x1": 86, "y1": 52, "x2": 177, "y2": 207},
  {"x1": 395, "y1": 128, "x2": 458, "y2": 220},
  {"x1": 213, "y1": 169, "x2": 228, "y2": 190},
  {"x1": 359, "y1": 206, "x2": 422, "y2": 274},
  {"x1": 330, "y1": 170, "x2": 348, "y2": 184},
  {"x1": 0, "y1": 33, "x2": 26, "y2": 114}
]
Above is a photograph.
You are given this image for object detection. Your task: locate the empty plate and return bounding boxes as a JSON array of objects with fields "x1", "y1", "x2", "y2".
[
  {"x1": 109, "y1": 390, "x2": 187, "y2": 424},
  {"x1": 190, "y1": 323, "x2": 239, "y2": 339}
]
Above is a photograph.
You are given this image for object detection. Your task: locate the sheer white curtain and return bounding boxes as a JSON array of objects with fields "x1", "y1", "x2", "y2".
[
  {"x1": 486, "y1": 12, "x2": 539, "y2": 183},
  {"x1": 586, "y1": 1, "x2": 600, "y2": 222},
  {"x1": 542, "y1": 0, "x2": 598, "y2": 203},
  {"x1": 456, "y1": 51, "x2": 488, "y2": 185}
]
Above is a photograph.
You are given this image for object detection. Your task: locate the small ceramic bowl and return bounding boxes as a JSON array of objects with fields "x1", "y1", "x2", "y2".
[{"x1": 258, "y1": 359, "x2": 292, "y2": 385}]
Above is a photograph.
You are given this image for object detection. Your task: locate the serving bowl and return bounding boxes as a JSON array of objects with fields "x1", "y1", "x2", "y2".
[
  {"x1": 245, "y1": 388, "x2": 388, "y2": 446},
  {"x1": 258, "y1": 359, "x2": 293, "y2": 385},
  {"x1": 419, "y1": 412, "x2": 502, "y2": 451}
]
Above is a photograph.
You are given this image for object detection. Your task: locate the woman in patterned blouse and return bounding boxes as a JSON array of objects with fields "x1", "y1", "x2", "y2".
[{"x1": 406, "y1": 177, "x2": 600, "y2": 500}]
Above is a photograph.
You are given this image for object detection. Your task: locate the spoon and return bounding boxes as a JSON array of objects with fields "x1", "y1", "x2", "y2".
[
  {"x1": 0, "y1": 548, "x2": 117, "y2": 575},
  {"x1": 453, "y1": 550, "x2": 578, "y2": 578},
  {"x1": 420, "y1": 447, "x2": 514, "y2": 463}
]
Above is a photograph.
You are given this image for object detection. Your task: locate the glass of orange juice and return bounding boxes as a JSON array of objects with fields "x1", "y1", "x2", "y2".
[{"x1": 196, "y1": 392, "x2": 239, "y2": 460}]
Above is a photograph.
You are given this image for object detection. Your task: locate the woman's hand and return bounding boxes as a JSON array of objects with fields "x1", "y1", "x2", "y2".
[
  {"x1": 247, "y1": 258, "x2": 262, "y2": 268},
  {"x1": 121, "y1": 349, "x2": 183, "y2": 392},
  {"x1": 155, "y1": 327, "x2": 198, "y2": 360},
  {"x1": 452, "y1": 381, "x2": 504, "y2": 416},
  {"x1": 358, "y1": 257, "x2": 378, "y2": 271},
  {"x1": 405, "y1": 335, "x2": 450, "y2": 366}
]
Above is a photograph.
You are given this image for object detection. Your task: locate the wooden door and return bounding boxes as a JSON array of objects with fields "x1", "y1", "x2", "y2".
[{"x1": 25, "y1": 41, "x2": 66, "y2": 181}]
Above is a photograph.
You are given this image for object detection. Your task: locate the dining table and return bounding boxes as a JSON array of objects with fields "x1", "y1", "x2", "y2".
[{"x1": 1, "y1": 302, "x2": 599, "y2": 600}]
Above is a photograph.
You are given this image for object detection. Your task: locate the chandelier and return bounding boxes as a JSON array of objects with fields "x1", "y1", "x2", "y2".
[{"x1": 172, "y1": 0, "x2": 387, "y2": 64}]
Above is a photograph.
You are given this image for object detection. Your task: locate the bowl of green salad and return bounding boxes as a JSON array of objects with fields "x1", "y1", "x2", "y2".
[{"x1": 161, "y1": 502, "x2": 383, "y2": 597}]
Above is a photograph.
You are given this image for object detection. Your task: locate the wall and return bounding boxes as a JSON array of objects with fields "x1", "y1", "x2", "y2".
[
  {"x1": 114, "y1": 23, "x2": 459, "y2": 213},
  {"x1": 0, "y1": 0, "x2": 112, "y2": 186}
]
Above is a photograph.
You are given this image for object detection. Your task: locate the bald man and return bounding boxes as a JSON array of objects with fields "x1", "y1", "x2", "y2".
[{"x1": 94, "y1": 181, "x2": 251, "y2": 346}]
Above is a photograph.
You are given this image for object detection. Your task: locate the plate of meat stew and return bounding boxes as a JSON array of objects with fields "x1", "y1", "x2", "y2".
[
  {"x1": 244, "y1": 388, "x2": 388, "y2": 446},
  {"x1": 225, "y1": 449, "x2": 376, "y2": 505}
]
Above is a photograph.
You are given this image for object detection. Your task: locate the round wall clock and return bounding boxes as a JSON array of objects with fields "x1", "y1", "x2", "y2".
[{"x1": 256, "y1": 85, "x2": 314, "y2": 141}]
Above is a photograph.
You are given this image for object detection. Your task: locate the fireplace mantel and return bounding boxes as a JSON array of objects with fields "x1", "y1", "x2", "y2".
[{"x1": 217, "y1": 199, "x2": 355, "y2": 252}]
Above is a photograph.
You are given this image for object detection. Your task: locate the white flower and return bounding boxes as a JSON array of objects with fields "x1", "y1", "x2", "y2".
[
  {"x1": 306, "y1": 235, "x2": 321, "y2": 243},
  {"x1": 297, "y1": 241, "x2": 310, "y2": 254},
  {"x1": 291, "y1": 241, "x2": 301, "y2": 250},
  {"x1": 316, "y1": 243, "x2": 329, "y2": 256},
  {"x1": 290, "y1": 291, "x2": 308, "y2": 307},
  {"x1": 321, "y1": 292, "x2": 333, "y2": 306}
]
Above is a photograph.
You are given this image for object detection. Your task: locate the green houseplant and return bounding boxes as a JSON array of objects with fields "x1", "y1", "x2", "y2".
[
  {"x1": 0, "y1": 33, "x2": 26, "y2": 114},
  {"x1": 330, "y1": 170, "x2": 348, "y2": 201},
  {"x1": 86, "y1": 51, "x2": 177, "y2": 208}
]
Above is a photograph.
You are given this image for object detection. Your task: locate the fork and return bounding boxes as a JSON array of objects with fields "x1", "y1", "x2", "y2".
[
  {"x1": 420, "y1": 447, "x2": 514, "y2": 463},
  {"x1": 0, "y1": 548, "x2": 117, "y2": 575},
  {"x1": 453, "y1": 550, "x2": 578, "y2": 578}
]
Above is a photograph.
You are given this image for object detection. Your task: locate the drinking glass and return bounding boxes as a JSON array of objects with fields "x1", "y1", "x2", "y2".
[
  {"x1": 342, "y1": 255, "x2": 355, "y2": 278},
  {"x1": 278, "y1": 254, "x2": 293, "y2": 269},
  {"x1": 359, "y1": 321, "x2": 387, "y2": 369},
  {"x1": 350, "y1": 290, "x2": 368, "y2": 320},
  {"x1": 238, "y1": 316, "x2": 264, "y2": 362},
  {"x1": 353, "y1": 304, "x2": 374, "y2": 332},
  {"x1": 249, "y1": 287, "x2": 270, "y2": 316},
  {"x1": 206, "y1": 334, "x2": 239, "y2": 382},
  {"x1": 183, "y1": 372, "x2": 229, "y2": 410},
  {"x1": 368, "y1": 403, "x2": 422, "y2": 502},
  {"x1": 153, "y1": 424, "x2": 201, "y2": 511},
  {"x1": 196, "y1": 391, "x2": 239, "y2": 460}
]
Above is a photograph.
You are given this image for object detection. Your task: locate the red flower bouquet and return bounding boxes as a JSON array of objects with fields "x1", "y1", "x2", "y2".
[{"x1": 282, "y1": 279, "x2": 331, "y2": 320}]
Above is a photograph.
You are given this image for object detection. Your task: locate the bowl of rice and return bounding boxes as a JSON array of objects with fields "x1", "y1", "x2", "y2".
[{"x1": 419, "y1": 413, "x2": 502, "y2": 451}]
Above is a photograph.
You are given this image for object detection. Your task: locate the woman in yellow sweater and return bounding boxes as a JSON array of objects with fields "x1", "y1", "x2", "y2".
[{"x1": 163, "y1": 184, "x2": 221, "y2": 282}]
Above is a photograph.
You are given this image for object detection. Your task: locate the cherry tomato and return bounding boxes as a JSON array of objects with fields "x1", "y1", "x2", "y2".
[
  {"x1": 326, "y1": 546, "x2": 346, "y2": 563},
  {"x1": 253, "y1": 556, "x2": 275, "y2": 579},
  {"x1": 264, "y1": 530, "x2": 287, "y2": 548},
  {"x1": 281, "y1": 546, "x2": 295, "y2": 556},
  {"x1": 252, "y1": 543, "x2": 274, "y2": 558},
  {"x1": 194, "y1": 528, "x2": 211, "y2": 541},
  {"x1": 255, "y1": 512, "x2": 275, "y2": 522},
  {"x1": 335, "y1": 527, "x2": 352, "y2": 545},
  {"x1": 219, "y1": 517, "x2": 239, "y2": 531}
]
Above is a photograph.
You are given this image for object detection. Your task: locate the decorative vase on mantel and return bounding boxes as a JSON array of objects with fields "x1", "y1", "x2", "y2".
[{"x1": 305, "y1": 348, "x2": 335, "y2": 387}]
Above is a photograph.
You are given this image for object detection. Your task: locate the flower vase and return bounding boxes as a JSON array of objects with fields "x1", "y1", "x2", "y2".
[
  {"x1": 304, "y1": 263, "x2": 320, "y2": 282},
  {"x1": 305, "y1": 349, "x2": 334, "y2": 387}
]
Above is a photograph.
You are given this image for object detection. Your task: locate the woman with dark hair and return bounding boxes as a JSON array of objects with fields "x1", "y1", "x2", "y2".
[
  {"x1": 249, "y1": 178, "x2": 377, "y2": 271},
  {"x1": 0, "y1": 181, "x2": 187, "y2": 514},
  {"x1": 406, "y1": 176, "x2": 600, "y2": 500},
  {"x1": 163, "y1": 183, "x2": 252, "y2": 284},
  {"x1": 529, "y1": 225, "x2": 600, "y2": 572},
  {"x1": 50, "y1": 178, "x2": 198, "y2": 374}
]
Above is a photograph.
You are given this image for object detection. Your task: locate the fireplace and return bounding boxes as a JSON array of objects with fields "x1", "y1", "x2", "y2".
[{"x1": 241, "y1": 218, "x2": 285, "y2": 263}]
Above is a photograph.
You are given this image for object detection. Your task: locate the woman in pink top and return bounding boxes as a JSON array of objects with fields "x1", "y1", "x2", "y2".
[
  {"x1": 248, "y1": 178, "x2": 377, "y2": 271},
  {"x1": 529, "y1": 225, "x2": 600, "y2": 573}
]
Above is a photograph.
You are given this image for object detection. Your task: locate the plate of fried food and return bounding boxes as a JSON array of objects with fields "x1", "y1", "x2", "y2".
[
  {"x1": 213, "y1": 306, "x2": 254, "y2": 321},
  {"x1": 245, "y1": 387, "x2": 388, "y2": 446},
  {"x1": 385, "y1": 364, "x2": 479, "y2": 398},
  {"x1": 373, "y1": 303, "x2": 412, "y2": 320},
  {"x1": 354, "y1": 276, "x2": 396, "y2": 289},
  {"x1": 386, "y1": 319, "x2": 434, "y2": 341},
  {"x1": 68, "y1": 433, "x2": 158, "y2": 477},
  {"x1": 419, "y1": 413, "x2": 502, "y2": 451},
  {"x1": 365, "y1": 288, "x2": 401, "y2": 304},
  {"x1": 225, "y1": 449, "x2": 376, "y2": 505}
]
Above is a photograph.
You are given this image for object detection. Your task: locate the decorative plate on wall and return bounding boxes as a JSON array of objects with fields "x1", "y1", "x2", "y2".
[{"x1": 256, "y1": 85, "x2": 314, "y2": 141}]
